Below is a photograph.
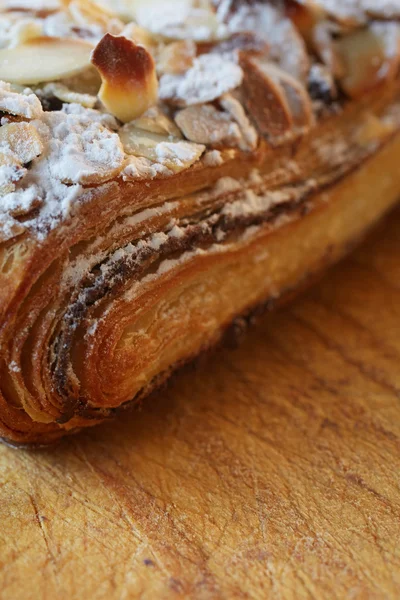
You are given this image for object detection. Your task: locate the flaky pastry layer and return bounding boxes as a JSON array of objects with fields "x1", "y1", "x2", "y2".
[{"x1": 1, "y1": 0, "x2": 400, "y2": 443}]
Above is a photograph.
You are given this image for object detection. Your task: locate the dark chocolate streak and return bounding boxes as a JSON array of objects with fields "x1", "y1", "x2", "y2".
[{"x1": 50, "y1": 135, "x2": 386, "y2": 423}]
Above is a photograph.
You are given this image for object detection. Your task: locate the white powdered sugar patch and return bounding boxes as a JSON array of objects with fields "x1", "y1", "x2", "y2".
[
  {"x1": 155, "y1": 140, "x2": 205, "y2": 170},
  {"x1": 43, "y1": 107, "x2": 124, "y2": 184},
  {"x1": 222, "y1": 2, "x2": 309, "y2": 81},
  {"x1": 0, "y1": 81, "x2": 43, "y2": 119},
  {"x1": 222, "y1": 187, "x2": 292, "y2": 219},
  {"x1": 0, "y1": 103, "x2": 123, "y2": 240},
  {"x1": 133, "y1": 0, "x2": 224, "y2": 42},
  {"x1": 203, "y1": 150, "x2": 223, "y2": 167},
  {"x1": 159, "y1": 54, "x2": 243, "y2": 106},
  {"x1": 8, "y1": 360, "x2": 20, "y2": 373},
  {"x1": 122, "y1": 156, "x2": 173, "y2": 180}
]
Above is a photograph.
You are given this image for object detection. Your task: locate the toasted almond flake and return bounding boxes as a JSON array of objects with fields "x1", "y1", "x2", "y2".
[
  {"x1": 0, "y1": 121, "x2": 43, "y2": 163},
  {"x1": 119, "y1": 126, "x2": 180, "y2": 160},
  {"x1": 159, "y1": 53, "x2": 243, "y2": 106},
  {"x1": 91, "y1": 33, "x2": 158, "y2": 123},
  {"x1": 269, "y1": 17, "x2": 311, "y2": 83},
  {"x1": 119, "y1": 123, "x2": 205, "y2": 172},
  {"x1": 0, "y1": 151, "x2": 25, "y2": 196},
  {"x1": 175, "y1": 104, "x2": 241, "y2": 146},
  {"x1": 121, "y1": 23, "x2": 157, "y2": 50},
  {"x1": 7, "y1": 18, "x2": 43, "y2": 47},
  {"x1": 335, "y1": 22, "x2": 400, "y2": 99},
  {"x1": 219, "y1": 93, "x2": 258, "y2": 151},
  {"x1": 239, "y1": 53, "x2": 293, "y2": 146},
  {"x1": 122, "y1": 155, "x2": 173, "y2": 180},
  {"x1": 157, "y1": 40, "x2": 196, "y2": 75},
  {"x1": 0, "y1": 37, "x2": 94, "y2": 85},
  {"x1": 269, "y1": 66, "x2": 315, "y2": 131},
  {"x1": 66, "y1": 0, "x2": 123, "y2": 31},
  {"x1": 126, "y1": 0, "x2": 221, "y2": 42},
  {"x1": 43, "y1": 107, "x2": 125, "y2": 185},
  {"x1": 240, "y1": 57, "x2": 313, "y2": 140},
  {"x1": 43, "y1": 82, "x2": 97, "y2": 108},
  {"x1": 133, "y1": 106, "x2": 182, "y2": 137},
  {"x1": 154, "y1": 140, "x2": 205, "y2": 172},
  {"x1": 0, "y1": 81, "x2": 43, "y2": 119}
]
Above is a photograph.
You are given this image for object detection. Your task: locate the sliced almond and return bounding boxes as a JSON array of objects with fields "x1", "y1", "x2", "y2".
[
  {"x1": 0, "y1": 152, "x2": 25, "y2": 196},
  {"x1": 239, "y1": 53, "x2": 293, "y2": 146},
  {"x1": 0, "y1": 37, "x2": 94, "y2": 85},
  {"x1": 269, "y1": 18, "x2": 311, "y2": 83},
  {"x1": 157, "y1": 40, "x2": 196, "y2": 76},
  {"x1": 219, "y1": 93, "x2": 258, "y2": 151},
  {"x1": 159, "y1": 54, "x2": 243, "y2": 106},
  {"x1": 91, "y1": 33, "x2": 158, "y2": 123},
  {"x1": 43, "y1": 82, "x2": 97, "y2": 108},
  {"x1": 0, "y1": 82, "x2": 43, "y2": 119},
  {"x1": 217, "y1": 1, "x2": 310, "y2": 82},
  {"x1": 119, "y1": 124, "x2": 205, "y2": 173},
  {"x1": 121, "y1": 23, "x2": 157, "y2": 50},
  {"x1": 335, "y1": 22, "x2": 400, "y2": 99},
  {"x1": 133, "y1": 106, "x2": 182, "y2": 137},
  {"x1": 0, "y1": 122, "x2": 43, "y2": 163},
  {"x1": 66, "y1": 0, "x2": 123, "y2": 32},
  {"x1": 175, "y1": 104, "x2": 241, "y2": 146},
  {"x1": 130, "y1": 0, "x2": 220, "y2": 42},
  {"x1": 7, "y1": 18, "x2": 43, "y2": 47},
  {"x1": 240, "y1": 55, "x2": 313, "y2": 145},
  {"x1": 273, "y1": 67, "x2": 315, "y2": 132}
]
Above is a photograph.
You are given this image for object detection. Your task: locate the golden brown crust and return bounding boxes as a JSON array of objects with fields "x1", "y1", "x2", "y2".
[{"x1": 1, "y1": 0, "x2": 400, "y2": 444}]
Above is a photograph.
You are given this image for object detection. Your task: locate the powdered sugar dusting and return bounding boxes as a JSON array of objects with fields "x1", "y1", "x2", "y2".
[
  {"x1": 0, "y1": 81, "x2": 43, "y2": 119},
  {"x1": 0, "y1": 103, "x2": 123, "y2": 239},
  {"x1": 159, "y1": 54, "x2": 243, "y2": 106}
]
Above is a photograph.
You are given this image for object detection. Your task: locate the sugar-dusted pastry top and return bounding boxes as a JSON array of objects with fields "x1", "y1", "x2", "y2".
[{"x1": 0, "y1": 0, "x2": 399, "y2": 241}]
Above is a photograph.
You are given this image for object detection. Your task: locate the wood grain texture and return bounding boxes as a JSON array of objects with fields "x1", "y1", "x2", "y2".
[{"x1": 1, "y1": 209, "x2": 400, "y2": 600}]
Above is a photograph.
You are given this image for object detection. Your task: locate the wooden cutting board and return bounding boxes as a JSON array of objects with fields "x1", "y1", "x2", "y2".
[{"x1": 1, "y1": 209, "x2": 400, "y2": 600}]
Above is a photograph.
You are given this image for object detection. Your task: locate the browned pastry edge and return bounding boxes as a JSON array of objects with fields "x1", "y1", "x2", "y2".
[
  {"x1": 2, "y1": 132, "x2": 399, "y2": 448},
  {"x1": 0, "y1": 208, "x2": 385, "y2": 450},
  {"x1": 2, "y1": 77, "x2": 400, "y2": 445}
]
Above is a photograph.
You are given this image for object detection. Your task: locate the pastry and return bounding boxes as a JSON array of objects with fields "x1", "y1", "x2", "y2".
[{"x1": 1, "y1": 0, "x2": 400, "y2": 445}]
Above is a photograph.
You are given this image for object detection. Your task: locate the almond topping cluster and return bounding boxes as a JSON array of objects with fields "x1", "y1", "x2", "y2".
[{"x1": 0, "y1": 0, "x2": 398, "y2": 240}]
